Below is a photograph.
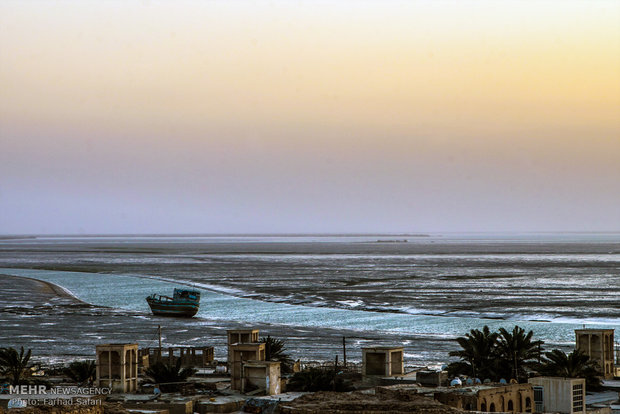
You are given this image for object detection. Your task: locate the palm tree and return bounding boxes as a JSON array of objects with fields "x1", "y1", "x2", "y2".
[
  {"x1": 65, "y1": 360, "x2": 96, "y2": 385},
  {"x1": 144, "y1": 360, "x2": 196, "y2": 392},
  {"x1": 496, "y1": 326, "x2": 544, "y2": 382},
  {"x1": 539, "y1": 349, "x2": 602, "y2": 391},
  {"x1": 260, "y1": 336, "x2": 294, "y2": 374},
  {"x1": 0, "y1": 347, "x2": 32, "y2": 386},
  {"x1": 448, "y1": 325, "x2": 499, "y2": 380}
]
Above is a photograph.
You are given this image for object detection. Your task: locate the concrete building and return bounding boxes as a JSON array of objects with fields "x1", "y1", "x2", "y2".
[
  {"x1": 575, "y1": 329, "x2": 615, "y2": 379},
  {"x1": 227, "y1": 329, "x2": 260, "y2": 344},
  {"x1": 528, "y1": 377, "x2": 586, "y2": 414},
  {"x1": 362, "y1": 346, "x2": 404, "y2": 377},
  {"x1": 229, "y1": 342, "x2": 266, "y2": 391},
  {"x1": 227, "y1": 329, "x2": 260, "y2": 362},
  {"x1": 140, "y1": 346, "x2": 214, "y2": 368},
  {"x1": 434, "y1": 383, "x2": 534, "y2": 412},
  {"x1": 96, "y1": 343, "x2": 138, "y2": 393},
  {"x1": 416, "y1": 370, "x2": 448, "y2": 387},
  {"x1": 240, "y1": 361, "x2": 281, "y2": 395}
]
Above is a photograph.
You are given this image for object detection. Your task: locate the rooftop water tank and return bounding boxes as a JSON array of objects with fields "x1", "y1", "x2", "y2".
[{"x1": 450, "y1": 378, "x2": 462, "y2": 387}]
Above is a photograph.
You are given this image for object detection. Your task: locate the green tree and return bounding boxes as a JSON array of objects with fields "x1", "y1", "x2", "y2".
[
  {"x1": 0, "y1": 347, "x2": 32, "y2": 386},
  {"x1": 496, "y1": 326, "x2": 544, "y2": 382},
  {"x1": 65, "y1": 360, "x2": 96, "y2": 385},
  {"x1": 260, "y1": 336, "x2": 294, "y2": 374},
  {"x1": 144, "y1": 360, "x2": 196, "y2": 392},
  {"x1": 538, "y1": 349, "x2": 602, "y2": 391},
  {"x1": 448, "y1": 325, "x2": 499, "y2": 380}
]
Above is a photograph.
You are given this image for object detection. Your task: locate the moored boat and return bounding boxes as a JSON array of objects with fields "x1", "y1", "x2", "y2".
[{"x1": 146, "y1": 288, "x2": 200, "y2": 317}]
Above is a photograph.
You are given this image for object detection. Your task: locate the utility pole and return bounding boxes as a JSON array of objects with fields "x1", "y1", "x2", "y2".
[
  {"x1": 514, "y1": 351, "x2": 518, "y2": 382},
  {"x1": 342, "y1": 337, "x2": 347, "y2": 369},
  {"x1": 158, "y1": 325, "x2": 162, "y2": 358}
]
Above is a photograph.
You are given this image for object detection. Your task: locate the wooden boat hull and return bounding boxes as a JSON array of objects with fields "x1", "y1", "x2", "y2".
[{"x1": 146, "y1": 297, "x2": 199, "y2": 317}]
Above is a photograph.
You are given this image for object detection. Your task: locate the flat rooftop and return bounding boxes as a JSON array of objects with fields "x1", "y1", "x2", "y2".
[{"x1": 362, "y1": 346, "x2": 404, "y2": 351}]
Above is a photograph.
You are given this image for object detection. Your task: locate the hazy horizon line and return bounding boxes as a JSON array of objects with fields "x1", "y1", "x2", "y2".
[{"x1": 2, "y1": 231, "x2": 620, "y2": 239}]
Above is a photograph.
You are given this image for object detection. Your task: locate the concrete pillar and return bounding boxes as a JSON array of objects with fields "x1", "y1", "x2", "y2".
[{"x1": 120, "y1": 348, "x2": 126, "y2": 389}]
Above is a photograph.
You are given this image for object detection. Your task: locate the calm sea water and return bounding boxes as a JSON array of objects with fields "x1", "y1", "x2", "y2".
[{"x1": 1, "y1": 233, "x2": 619, "y2": 364}]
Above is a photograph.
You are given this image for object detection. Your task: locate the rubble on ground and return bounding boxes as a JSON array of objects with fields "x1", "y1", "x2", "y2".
[{"x1": 279, "y1": 387, "x2": 460, "y2": 414}]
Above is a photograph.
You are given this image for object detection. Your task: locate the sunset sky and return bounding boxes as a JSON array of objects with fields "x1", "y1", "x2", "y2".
[{"x1": 1, "y1": 0, "x2": 619, "y2": 234}]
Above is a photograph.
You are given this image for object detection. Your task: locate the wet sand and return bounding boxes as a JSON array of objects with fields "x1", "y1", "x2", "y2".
[
  {"x1": 2, "y1": 238, "x2": 618, "y2": 322},
  {"x1": 0, "y1": 274, "x2": 459, "y2": 366},
  {"x1": 1, "y1": 235, "x2": 610, "y2": 366}
]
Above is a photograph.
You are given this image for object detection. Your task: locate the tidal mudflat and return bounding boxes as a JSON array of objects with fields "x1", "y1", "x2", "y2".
[{"x1": 1, "y1": 234, "x2": 618, "y2": 366}]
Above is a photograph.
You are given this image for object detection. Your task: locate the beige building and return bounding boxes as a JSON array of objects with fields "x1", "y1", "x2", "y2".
[
  {"x1": 140, "y1": 346, "x2": 214, "y2": 368},
  {"x1": 227, "y1": 329, "x2": 260, "y2": 362},
  {"x1": 416, "y1": 370, "x2": 448, "y2": 387},
  {"x1": 529, "y1": 377, "x2": 585, "y2": 414},
  {"x1": 362, "y1": 346, "x2": 404, "y2": 377},
  {"x1": 575, "y1": 329, "x2": 615, "y2": 379},
  {"x1": 229, "y1": 342, "x2": 266, "y2": 391},
  {"x1": 240, "y1": 361, "x2": 281, "y2": 395},
  {"x1": 95, "y1": 343, "x2": 138, "y2": 393},
  {"x1": 227, "y1": 329, "x2": 260, "y2": 345},
  {"x1": 434, "y1": 383, "x2": 534, "y2": 412}
]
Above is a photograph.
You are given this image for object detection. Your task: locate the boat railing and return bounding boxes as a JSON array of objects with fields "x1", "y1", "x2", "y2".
[
  {"x1": 149, "y1": 294, "x2": 175, "y2": 302},
  {"x1": 148, "y1": 293, "x2": 199, "y2": 304}
]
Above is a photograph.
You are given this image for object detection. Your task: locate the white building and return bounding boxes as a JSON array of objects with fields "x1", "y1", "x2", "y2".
[{"x1": 528, "y1": 377, "x2": 585, "y2": 414}]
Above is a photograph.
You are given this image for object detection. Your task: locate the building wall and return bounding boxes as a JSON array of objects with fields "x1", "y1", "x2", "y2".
[
  {"x1": 362, "y1": 348, "x2": 404, "y2": 377},
  {"x1": 416, "y1": 371, "x2": 447, "y2": 387},
  {"x1": 365, "y1": 353, "x2": 386, "y2": 376},
  {"x1": 141, "y1": 346, "x2": 214, "y2": 368},
  {"x1": 243, "y1": 362, "x2": 281, "y2": 395},
  {"x1": 226, "y1": 329, "x2": 260, "y2": 363},
  {"x1": 529, "y1": 377, "x2": 585, "y2": 414},
  {"x1": 390, "y1": 351, "x2": 403, "y2": 375},
  {"x1": 477, "y1": 384, "x2": 533, "y2": 413},
  {"x1": 95, "y1": 344, "x2": 138, "y2": 393},
  {"x1": 433, "y1": 392, "x2": 478, "y2": 410},
  {"x1": 229, "y1": 343, "x2": 265, "y2": 391},
  {"x1": 435, "y1": 383, "x2": 533, "y2": 413},
  {"x1": 575, "y1": 329, "x2": 615, "y2": 380}
]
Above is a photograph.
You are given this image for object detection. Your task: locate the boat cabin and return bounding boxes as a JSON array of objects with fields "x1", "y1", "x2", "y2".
[{"x1": 173, "y1": 289, "x2": 200, "y2": 301}]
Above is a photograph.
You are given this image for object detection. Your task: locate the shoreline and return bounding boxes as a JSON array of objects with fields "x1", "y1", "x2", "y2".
[{"x1": 5, "y1": 274, "x2": 90, "y2": 306}]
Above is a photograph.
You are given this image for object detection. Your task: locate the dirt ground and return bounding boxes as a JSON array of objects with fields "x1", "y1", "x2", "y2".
[{"x1": 279, "y1": 388, "x2": 460, "y2": 414}]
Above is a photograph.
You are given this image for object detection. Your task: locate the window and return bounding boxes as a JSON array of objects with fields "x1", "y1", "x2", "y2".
[
  {"x1": 572, "y1": 383, "x2": 583, "y2": 412},
  {"x1": 533, "y1": 386, "x2": 544, "y2": 412}
]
